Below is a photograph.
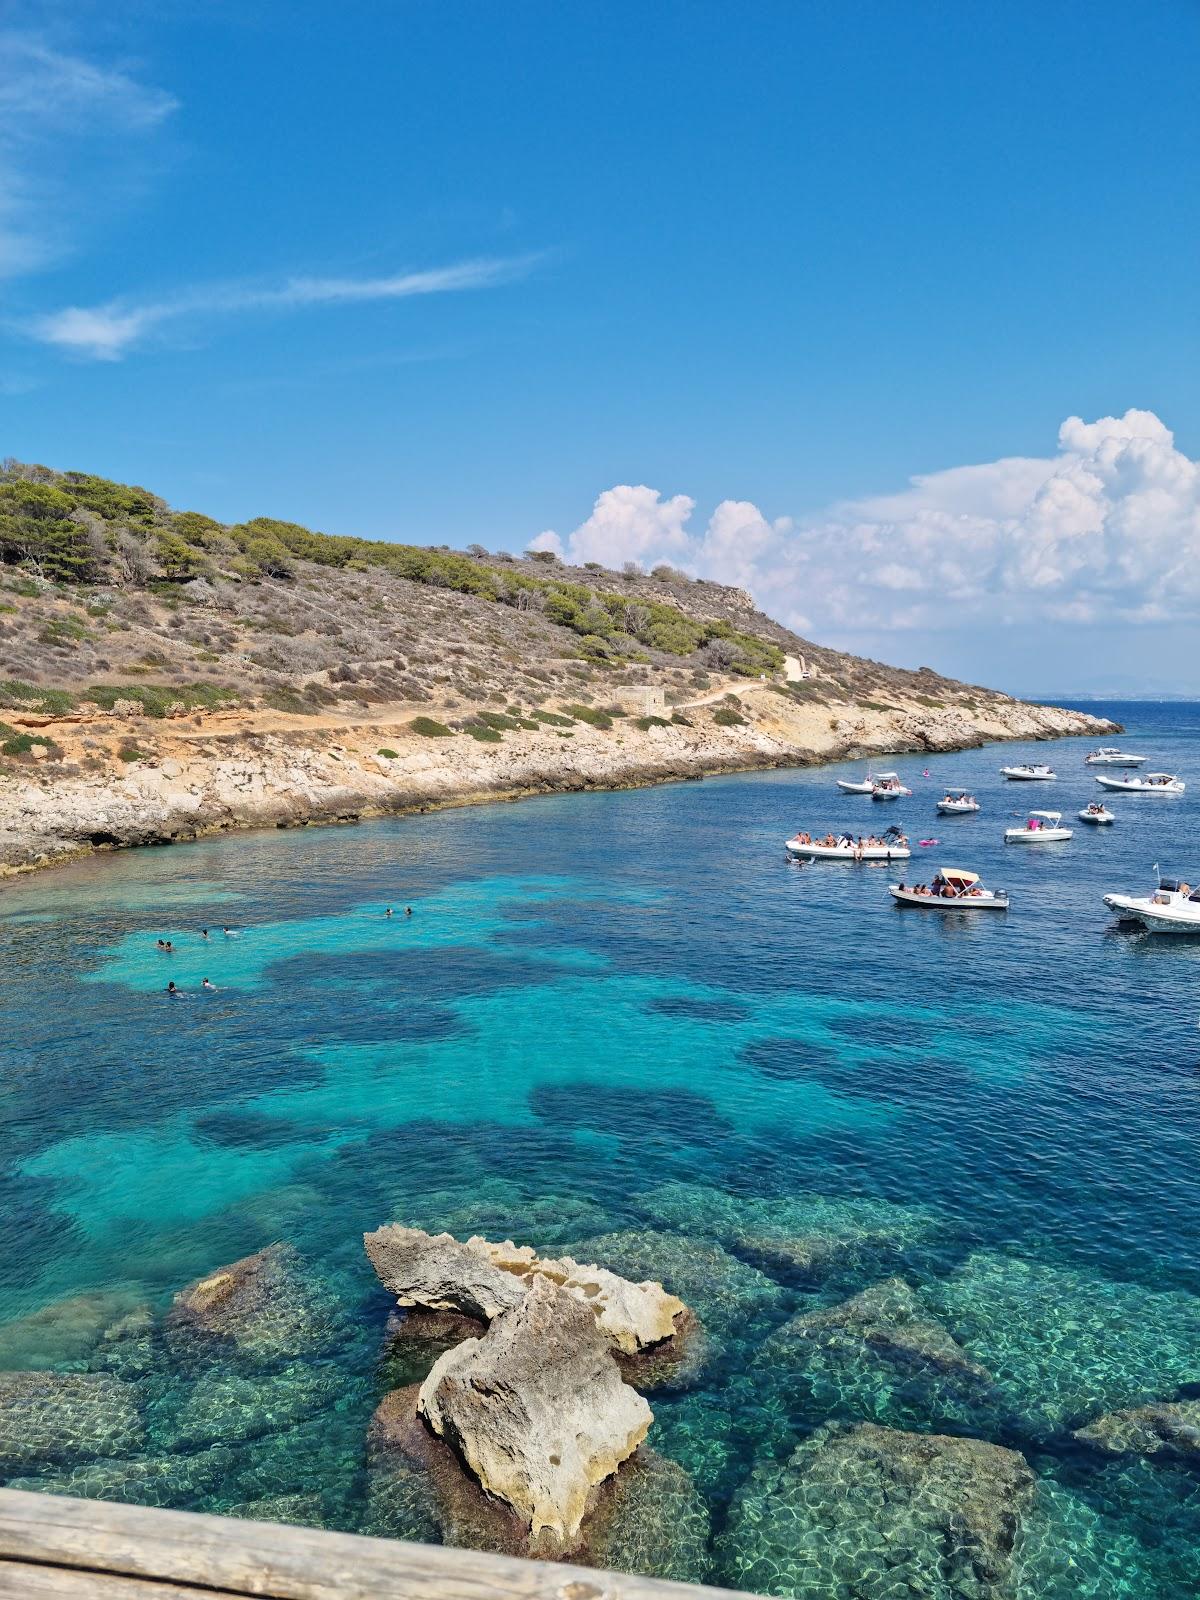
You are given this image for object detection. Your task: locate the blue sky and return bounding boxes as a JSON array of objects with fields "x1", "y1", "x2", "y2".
[{"x1": 3, "y1": 2, "x2": 1198, "y2": 692}]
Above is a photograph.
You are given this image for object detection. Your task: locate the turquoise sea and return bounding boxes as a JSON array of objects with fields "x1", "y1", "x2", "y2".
[{"x1": 3, "y1": 701, "x2": 1200, "y2": 1596}]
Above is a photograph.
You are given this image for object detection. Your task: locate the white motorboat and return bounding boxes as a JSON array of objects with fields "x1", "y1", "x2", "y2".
[
  {"x1": 1005, "y1": 810, "x2": 1072, "y2": 843},
  {"x1": 835, "y1": 774, "x2": 877, "y2": 794},
  {"x1": 1000, "y1": 763, "x2": 1056, "y2": 781},
  {"x1": 1084, "y1": 747, "x2": 1147, "y2": 766},
  {"x1": 936, "y1": 787, "x2": 980, "y2": 815},
  {"x1": 1104, "y1": 875, "x2": 1200, "y2": 934},
  {"x1": 1078, "y1": 803, "x2": 1115, "y2": 825},
  {"x1": 889, "y1": 867, "x2": 1008, "y2": 910},
  {"x1": 1095, "y1": 772, "x2": 1185, "y2": 795},
  {"x1": 786, "y1": 826, "x2": 910, "y2": 861},
  {"x1": 871, "y1": 772, "x2": 911, "y2": 800}
]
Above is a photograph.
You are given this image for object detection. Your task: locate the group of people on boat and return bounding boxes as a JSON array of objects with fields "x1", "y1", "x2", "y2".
[
  {"x1": 793, "y1": 831, "x2": 903, "y2": 850},
  {"x1": 896, "y1": 876, "x2": 986, "y2": 899}
]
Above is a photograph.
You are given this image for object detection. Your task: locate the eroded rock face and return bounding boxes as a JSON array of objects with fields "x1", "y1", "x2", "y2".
[
  {"x1": 1075, "y1": 1400, "x2": 1200, "y2": 1458},
  {"x1": 418, "y1": 1275, "x2": 652, "y2": 1551},
  {"x1": 364, "y1": 1225, "x2": 685, "y2": 1356},
  {"x1": 721, "y1": 1422, "x2": 1036, "y2": 1599},
  {"x1": 0, "y1": 1372, "x2": 144, "y2": 1472},
  {"x1": 164, "y1": 1242, "x2": 344, "y2": 1370},
  {"x1": 479, "y1": 1239, "x2": 685, "y2": 1355},
  {"x1": 364, "y1": 1226, "x2": 526, "y2": 1323}
]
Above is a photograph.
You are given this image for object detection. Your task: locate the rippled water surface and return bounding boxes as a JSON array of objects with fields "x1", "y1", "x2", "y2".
[{"x1": 4, "y1": 702, "x2": 1200, "y2": 1596}]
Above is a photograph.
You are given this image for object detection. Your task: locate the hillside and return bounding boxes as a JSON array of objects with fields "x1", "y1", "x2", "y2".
[{"x1": 0, "y1": 459, "x2": 1115, "y2": 874}]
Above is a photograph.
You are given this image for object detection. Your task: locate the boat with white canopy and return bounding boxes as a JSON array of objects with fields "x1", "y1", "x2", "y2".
[
  {"x1": 936, "y1": 787, "x2": 980, "y2": 815},
  {"x1": 1005, "y1": 810, "x2": 1072, "y2": 843},
  {"x1": 1095, "y1": 772, "x2": 1185, "y2": 794},
  {"x1": 1000, "y1": 762, "x2": 1056, "y2": 781},
  {"x1": 871, "y1": 772, "x2": 911, "y2": 800},
  {"x1": 786, "y1": 826, "x2": 910, "y2": 861},
  {"x1": 889, "y1": 868, "x2": 1008, "y2": 910},
  {"x1": 835, "y1": 773, "x2": 877, "y2": 794},
  {"x1": 1078, "y1": 802, "x2": 1115, "y2": 825},
  {"x1": 1104, "y1": 874, "x2": 1200, "y2": 934},
  {"x1": 1085, "y1": 747, "x2": 1147, "y2": 766}
]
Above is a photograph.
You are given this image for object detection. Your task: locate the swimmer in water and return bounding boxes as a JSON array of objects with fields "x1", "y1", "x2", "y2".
[
  {"x1": 405, "y1": 906, "x2": 413, "y2": 917},
  {"x1": 385, "y1": 907, "x2": 393, "y2": 918},
  {"x1": 222, "y1": 926, "x2": 239, "y2": 938},
  {"x1": 200, "y1": 929, "x2": 209, "y2": 939},
  {"x1": 164, "y1": 940, "x2": 174, "y2": 952},
  {"x1": 201, "y1": 978, "x2": 217, "y2": 991},
  {"x1": 156, "y1": 939, "x2": 165, "y2": 949},
  {"x1": 166, "y1": 981, "x2": 179, "y2": 995}
]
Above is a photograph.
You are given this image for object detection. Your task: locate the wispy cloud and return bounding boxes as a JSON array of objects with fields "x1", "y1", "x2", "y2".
[
  {"x1": 0, "y1": 34, "x2": 177, "y2": 278},
  {"x1": 27, "y1": 254, "x2": 541, "y2": 360}
]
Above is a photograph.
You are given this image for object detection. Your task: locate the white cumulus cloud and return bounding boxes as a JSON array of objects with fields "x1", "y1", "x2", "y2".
[{"x1": 538, "y1": 410, "x2": 1200, "y2": 640}]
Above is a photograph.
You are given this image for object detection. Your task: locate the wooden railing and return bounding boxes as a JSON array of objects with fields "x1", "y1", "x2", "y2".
[{"x1": 0, "y1": 1487, "x2": 760, "y2": 1600}]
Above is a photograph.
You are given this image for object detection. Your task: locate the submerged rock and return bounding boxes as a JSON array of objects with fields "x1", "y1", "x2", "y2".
[
  {"x1": 419, "y1": 1275, "x2": 652, "y2": 1552},
  {"x1": 0, "y1": 1371, "x2": 144, "y2": 1472},
  {"x1": 634, "y1": 1181, "x2": 938, "y2": 1286},
  {"x1": 0, "y1": 1290, "x2": 145, "y2": 1372},
  {"x1": 364, "y1": 1225, "x2": 685, "y2": 1357},
  {"x1": 226, "y1": 1491, "x2": 328, "y2": 1528},
  {"x1": 151, "y1": 1365, "x2": 341, "y2": 1452},
  {"x1": 164, "y1": 1242, "x2": 345, "y2": 1371},
  {"x1": 5, "y1": 1446, "x2": 233, "y2": 1508},
  {"x1": 1075, "y1": 1400, "x2": 1200, "y2": 1459},
  {"x1": 927, "y1": 1253, "x2": 1200, "y2": 1442},
  {"x1": 721, "y1": 1421, "x2": 1035, "y2": 1599},
  {"x1": 93, "y1": 1306, "x2": 160, "y2": 1381},
  {"x1": 746, "y1": 1277, "x2": 993, "y2": 1433}
]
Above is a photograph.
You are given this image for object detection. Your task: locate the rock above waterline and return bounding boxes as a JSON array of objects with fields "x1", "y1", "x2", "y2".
[
  {"x1": 418, "y1": 1275, "x2": 653, "y2": 1552},
  {"x1": 164, "y1": 1242, "x2": 344, "y2": 1370},
  {"x1": 0, "y1": 1371, "x2": 144, "y2": 1472},
  {"x1": 364, "y1": 1224, "x2": 685, "y2": 1354},
  {"x1": 1075, "y1": 1400, "x2": 1200, "y2": 1458},
  {"x1": 721, "y1": 1421, "x2": 1036, "y2": 1598}
]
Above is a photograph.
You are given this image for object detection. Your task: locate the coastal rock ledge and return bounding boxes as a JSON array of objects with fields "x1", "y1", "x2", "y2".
[{"x1": 364, "y1": 1224, "x2": 686, "y2": 1355}]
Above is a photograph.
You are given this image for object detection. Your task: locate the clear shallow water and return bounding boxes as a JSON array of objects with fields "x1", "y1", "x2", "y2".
[{"x1": 3, "y1": 701, "x2": 1200, "y2": 1595}]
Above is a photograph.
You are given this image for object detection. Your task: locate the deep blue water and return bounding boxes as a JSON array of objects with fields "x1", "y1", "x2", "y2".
[{"x1": 3, "y1": 701, "x2": 1200, "y2": 1595}]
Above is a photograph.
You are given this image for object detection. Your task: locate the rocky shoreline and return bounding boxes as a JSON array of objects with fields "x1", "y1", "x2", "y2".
[
  {"x1": 4, "y1": 1208, "x2": 1195, "y2": 1593},
  {"x1": 0, "y1": 686, "x2": 1116, "y2": 878}
]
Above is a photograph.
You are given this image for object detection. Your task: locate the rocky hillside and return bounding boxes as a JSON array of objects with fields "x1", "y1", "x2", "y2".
[{"x1": 0, "y1": 459, "x2": 1115, "y2": 874}]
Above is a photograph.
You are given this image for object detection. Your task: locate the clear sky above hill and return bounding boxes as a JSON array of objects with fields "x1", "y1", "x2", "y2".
[{"x1": 3, "y1": 2, "x2": 1197, "y2": 693}]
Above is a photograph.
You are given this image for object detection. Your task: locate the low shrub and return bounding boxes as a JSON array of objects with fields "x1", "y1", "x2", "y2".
[
  {"x1": 634, "y1": 715, "x2": 671, "y2": 731},
  {"x1": 464, "y1": 721, "x2": 502, "y2": 742},
  {"x1": 117, "y1": 743, "x2": 145, "y2": 762},
  {"x1": 377, "y1": 747, "x2": 399, "y2": 759},
  {"x1": 476, "y1": 710, "x2": 522, "y2": 730},
  {"x1": 562, "y1": 703, "x2": 612, "y2": 729},
  {"x1": 670, "y1": 712, "x2": 692, "y2": 726},
  {"x1": 409, "y1": 717, "x2": 453, "y2": 738},
  {"x1": 713, "y1": 706, "x2": 746, "y2": 726},
  {"x1": 532, "y1": 709, "x2": 575, "y2": 727}
]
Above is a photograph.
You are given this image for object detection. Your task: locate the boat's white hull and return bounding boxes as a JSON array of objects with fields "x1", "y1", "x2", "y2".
[
  {"x1": 1095, "y1": 776, "x2": 1185, "y2": 794},
  {"x1": 872, "y1": 788, "x2": 909, "y2": 801},
  {"x1": 1103, "y1": 895, "x2": 1200, "y2": 934},
  {"x1": 787, "y1": 840, "x2": 911, "y2": 860},
  {"x1": 1078, "y1": 809, "x2": 1115, "y2": 825},
  {"x1": 835, "y1": 779, "x2": 875, "y2": 794},
  {"x1": 889, "y1": 886, "x2": 1008, "y2": 910},
  {"x1": 1001, "y1": 769, "x2": 1056, "y2": 781},
  {"x1": 1005, "y1": 828, "x2": 1073, "y2": 842},
  {"x1": 937, "y1": 801, "x2": 979, "y2": 815},
  {"x1": 1085, "y1": 756, "x2": 1146, "y2": 766}
]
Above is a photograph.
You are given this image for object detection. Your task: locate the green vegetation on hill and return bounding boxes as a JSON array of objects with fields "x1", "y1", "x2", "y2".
[{"x1": 0, "y1": 462, "x2": 781, "y2": 677}]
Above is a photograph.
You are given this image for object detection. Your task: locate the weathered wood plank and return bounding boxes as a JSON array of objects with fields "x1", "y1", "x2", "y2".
[
  {"x1": 0, "y1": 1557, "x2": 218, "y2": 1597},
  {"x1": 0, "y1": 1489, "x2": 760, "y2": 1600}
]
